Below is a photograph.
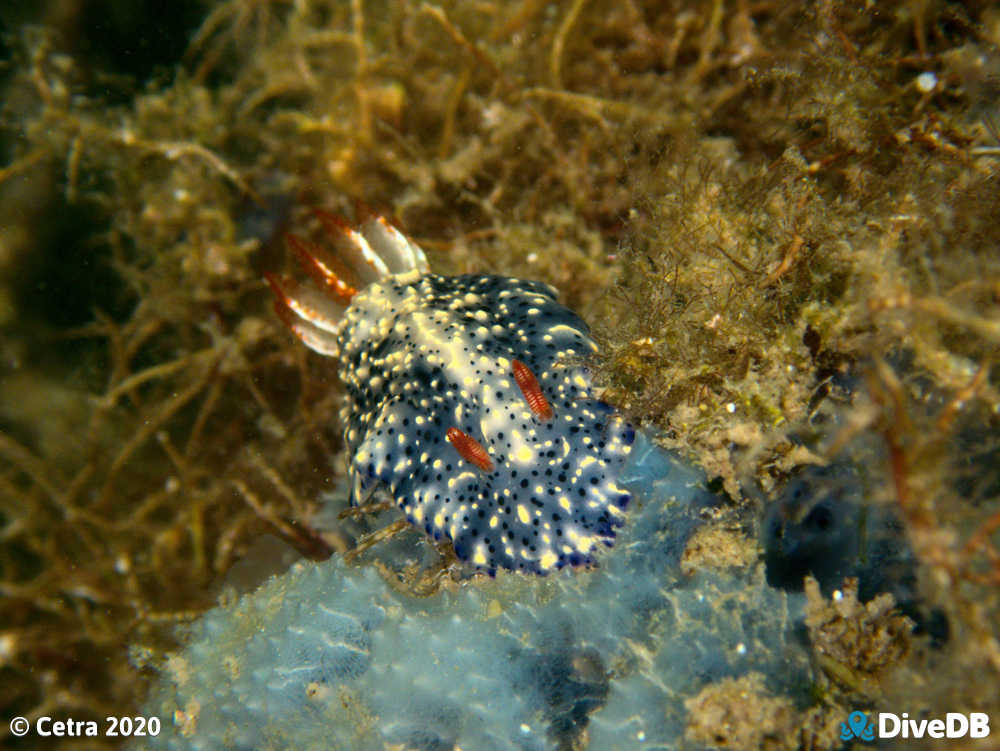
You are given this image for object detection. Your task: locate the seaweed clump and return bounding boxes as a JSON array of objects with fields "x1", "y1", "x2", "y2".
[
  {"x1": 0, "y1": 0, "x2": 998, "y2": 748},
  {"x1": 804, "y1": 576, "x2": 914, "y2": 699},
  {"x1": 684, "y1": 672, "x2": 842, "y2": 751}
]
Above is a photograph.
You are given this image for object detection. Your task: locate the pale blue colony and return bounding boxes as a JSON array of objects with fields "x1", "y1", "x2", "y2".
[{"x1": 135, "y1": 433, "x2": 811, "y2": 751}]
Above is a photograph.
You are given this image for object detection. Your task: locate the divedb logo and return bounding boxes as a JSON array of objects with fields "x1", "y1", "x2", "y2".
[{"x1": 840, "y1": 711, "x2": 991, "y2": 742}]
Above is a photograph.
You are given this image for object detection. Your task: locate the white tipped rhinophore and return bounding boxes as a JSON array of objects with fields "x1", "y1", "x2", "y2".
[{"x1": 361, "y1": 216, "x2": 430, "y2": 275}]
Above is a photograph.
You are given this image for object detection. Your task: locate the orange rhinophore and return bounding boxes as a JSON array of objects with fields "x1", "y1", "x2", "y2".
[
  {"x1": 264, "y1": 272, "x2": 342, "y2": 356},
  {"x1": 285, "y1": 233, "x2": 359, "y2": 305},
  {"x1": 266, "y1": 212, "x2": 430, "y2": 359},
  {"x1": 264, "y1": 272, "x2": 297, "y2": 325},
  {"x1": 512, "y1": 359, "x2": 553, "y2": 420},
  {"x1": 446, "y1": 427, "x2": 495, "y2": 473}
]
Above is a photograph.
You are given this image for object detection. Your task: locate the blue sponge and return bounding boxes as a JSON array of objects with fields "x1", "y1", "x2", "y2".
[{"x1": 134, "y1": 433, "x2": 810, "y2": 751}]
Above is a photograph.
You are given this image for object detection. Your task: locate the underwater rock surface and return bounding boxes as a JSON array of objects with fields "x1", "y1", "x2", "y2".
[{"x1": 135, "y1": 434, "x2": 812, "y2": 751}]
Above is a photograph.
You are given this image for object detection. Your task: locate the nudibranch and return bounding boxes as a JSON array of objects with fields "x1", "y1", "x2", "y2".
[{"x1": 267, "y1": 212, "x2": 634, "y2": 574}]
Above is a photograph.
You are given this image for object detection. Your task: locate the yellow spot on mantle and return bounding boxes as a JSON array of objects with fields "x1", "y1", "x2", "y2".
[{"x1": 517, "y1": 504, "x2": 530, "y2": 524}]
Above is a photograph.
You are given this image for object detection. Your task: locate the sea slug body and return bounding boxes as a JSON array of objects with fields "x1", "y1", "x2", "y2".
[{"x1": 268, "y1": 213, "x2": 635, "y2": 574}]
